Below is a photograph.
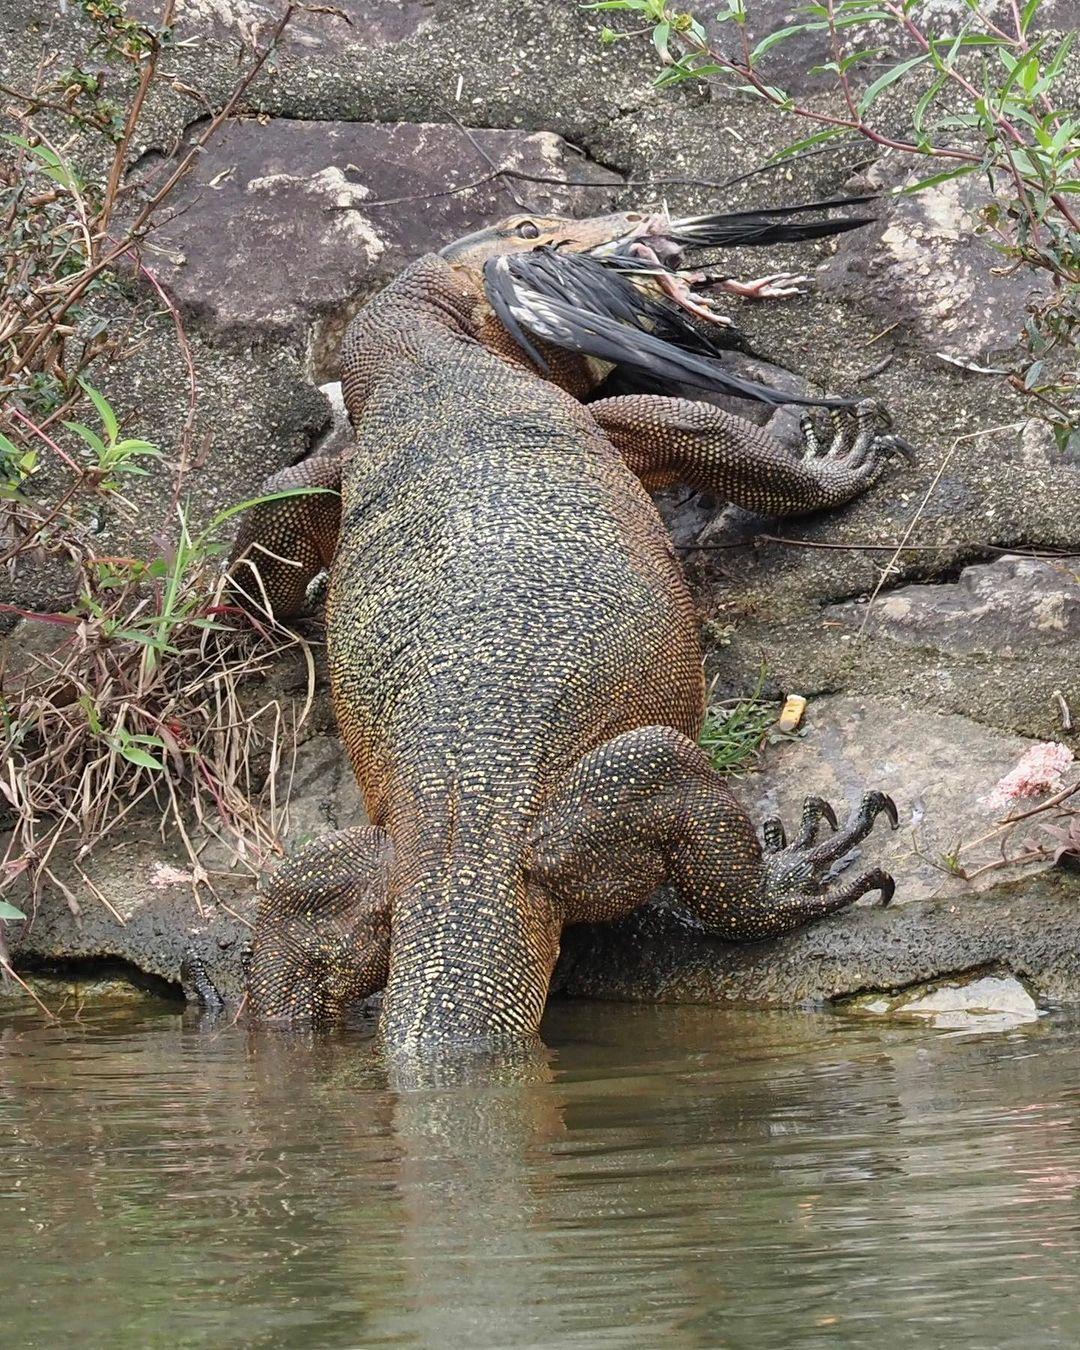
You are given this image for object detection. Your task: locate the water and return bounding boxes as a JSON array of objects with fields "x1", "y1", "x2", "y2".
[{"x1": 3, "y1": 995, "x2": 1080, "y2": 1349}]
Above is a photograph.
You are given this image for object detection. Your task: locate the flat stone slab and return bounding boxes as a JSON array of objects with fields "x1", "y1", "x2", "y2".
[
  {"x1": 887, "y1": 974, "x2": 1041, "y2": 1030},
  {"x1": 143, "y1": 119, "x2": 621, "y2": 358},
  {"x1": 130, "y1": 0, "x2": 431, "y2": 55},
  {"x1": 742, "y1": 693, "x2": 1076, "y2": 904},
  {"x1": 819, "y1": 164, "x2": 1051, "y2": 363},
  {"x1": 827, "y1": 553, "x2": 1080, "y2": 657}
]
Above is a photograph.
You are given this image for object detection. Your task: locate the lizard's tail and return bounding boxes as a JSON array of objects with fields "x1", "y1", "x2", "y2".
[{"x1": 378, "y1": 825, "x2": 560, "y2": 1050}]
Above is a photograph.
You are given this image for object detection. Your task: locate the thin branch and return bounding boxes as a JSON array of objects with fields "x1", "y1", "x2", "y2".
[{"x1": 98, "y1": 0, "x2": 178, "y2": 239}]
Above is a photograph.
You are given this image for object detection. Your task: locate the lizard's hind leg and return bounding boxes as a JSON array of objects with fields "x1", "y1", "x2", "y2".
[
  {"x1": 527, "y1": 726, "x2": 897, "y2": 940},
  {"x1": 249, "y1": 825, "x2": 392, "y2": 1024}
]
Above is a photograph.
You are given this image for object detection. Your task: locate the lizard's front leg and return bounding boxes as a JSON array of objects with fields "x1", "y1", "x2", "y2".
[
  {"x1": 248, "y1": 825, "x2": 392, "y2": 1023},
  {"x1": 527, "y1": 726, "x2": 897, "y2": 939},
  {"x1": 229, "y1": 452, "x2": 342, "y2": 619},
  {"x1": 588, "y1": 394, "x2": 911, "y2": 515}
]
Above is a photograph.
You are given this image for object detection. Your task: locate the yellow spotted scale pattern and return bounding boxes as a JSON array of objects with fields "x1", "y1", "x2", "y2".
[{"x1": 230, "y1": 230, "x2": 901, "y2": 1048}]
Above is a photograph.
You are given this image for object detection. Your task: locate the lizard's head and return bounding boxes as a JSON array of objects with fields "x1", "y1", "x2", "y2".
[
  {"x1": 438, "y1": 200, "x2": 872, "y2": 324},
  {"x1": 440, "y1": 209, "x2": 689, "y2": 265}
]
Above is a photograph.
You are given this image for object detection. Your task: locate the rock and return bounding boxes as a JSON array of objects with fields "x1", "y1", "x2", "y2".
[
  {"x1": 130, "y1": 0, "x2": 432, "y2": 55},
  {"x1": 745, "y1": 693, "x2": 1079, "y2": 903},
  {"x1": 745, "y1": 691, "x2": 1074, "y2": 901},
  {"x1": 556, "y1": 870, "x2": 1080, "y2": 1007},
  {"x1": 899, "y1": 974, "x2": 1039, "y2": 1022},
  {"x1": 827, "y1": 554, "x2": 1080, "y2": 657},
  {"x1": 9, "y1": 836, "x2": 254, "y2": 1004},
  {"x1": 143, "y1": 120, "x2": 622, "y2": 367},
  {"x1": 819, "y1": 162, "x2": 1051, "y2": 365},
  {"x1": 7, "y1": 732, "x2": 365, "y2": 1001},
  {"x1": 848, "y1": 973, "x2": 1041, "y2": 1031}
]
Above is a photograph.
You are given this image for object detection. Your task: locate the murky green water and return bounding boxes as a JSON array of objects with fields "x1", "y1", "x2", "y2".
[{"x1": 3, "y1": 996, "x2": 1080, "y2": 1348}]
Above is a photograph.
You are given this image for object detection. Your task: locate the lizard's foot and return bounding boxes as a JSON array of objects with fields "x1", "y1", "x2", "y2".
[
  {"x1": 761, "y1": 790, "x2": 899, "y2": 919},
  {"x1": 798, "y1": 399, "x2": 914, "y2": 493},
  {"x1": 761, "y1": 794, "x2": 838, "y2": 853},
  {"x1": 719, "y1": 271, "x2": 810, "y2": 300},
  {"x1": 180, "y1": 948, "x2": 227, "y2": 1014}
]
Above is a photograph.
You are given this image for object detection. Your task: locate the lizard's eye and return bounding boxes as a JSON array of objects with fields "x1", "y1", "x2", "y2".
[{"x1": 516, "y1": 221, "x2": 541, "y2": 240}]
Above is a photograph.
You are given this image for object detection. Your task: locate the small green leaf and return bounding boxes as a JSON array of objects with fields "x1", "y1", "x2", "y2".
[
  {"x1": 1020, "y1": 0, "x2": 1041, "y2": 34},
  {"x1": 0, "y1": 901, "x2": 26, "y2": 921},
  {"x1": 655, "y1": 61, "x2": 726, "y2": 85},
  {"x1": 832, "y1": 10, "x2": 894, "y2": 22},
  {"x1": 897, "y1": 163, "x2": 980, "y2": 193},
  {"x1": 1043, "y1": 32, "x2": 1075, "y2": 83},
  {"x1": 63, "y1": 420, "x2": 106, "y2": 456},
  {"x1": 913, "y1": 73, "x2": 948, "y2": 132},
  {"x1": 117, "y1": 746, "x2": 165, "y2": 771},
  {"x1": 78, "y1": 380, "x2": 119, "y2": 443},
  {"x1": 749, "y1": 23, "x2": 820, "y2": 62},
  {"x1": 204, "y1": 486, "x2": 338, "y2": 538},
  {"x1": 768, "y1": 127, "x2": 847, "y2": 159},
  {"x1": 110, "y1": 439, "x2": 160, "y2": 457},
  {"x1": 1051, "y1": 118, "x2": 1076, "y2": 152},
  {"x1": 858, "y1": 53, "x2": 929, "y2": 114}
]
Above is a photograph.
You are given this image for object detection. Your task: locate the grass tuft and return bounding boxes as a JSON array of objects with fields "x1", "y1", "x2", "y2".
[{"x1": 0, "y1": 497, "x2": 320, "y2": 909}]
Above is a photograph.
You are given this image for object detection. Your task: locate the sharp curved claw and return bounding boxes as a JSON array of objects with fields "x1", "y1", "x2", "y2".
[
  {"x1": 180, "y1": 948, "x2": 225, "y2": 1011},
  {"x1": 881, "y1": 794, "x2": 899, "y2": 829},
  {"x1": 819, "y1": 798, "x2": 838, "y2": 831},
  {"x1": 876, "y1": 873, "x2": 896, "y2": 907},
  {"x1": 762, "y1": 817, "x2": 787, "y2": 851},
  {"x1": 887, "y1": 435, "x2": 918, "y2": 463}
]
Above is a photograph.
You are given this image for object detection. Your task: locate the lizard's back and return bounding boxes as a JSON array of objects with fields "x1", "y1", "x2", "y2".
[
  {"x1": 331, "y1": 316, "x2": 705, "y2": 818},
  {"x1": 329, "y1": 306, "x2": 704, "y2": 1041}
]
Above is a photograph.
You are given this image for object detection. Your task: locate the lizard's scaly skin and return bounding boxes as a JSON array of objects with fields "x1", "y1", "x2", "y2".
[{"x1": 232, "y1": 219, "x2": 903, "y2": 1049}]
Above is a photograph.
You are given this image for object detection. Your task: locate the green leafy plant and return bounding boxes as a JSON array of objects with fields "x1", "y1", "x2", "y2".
[
  {"x1": 0, "y1": 487, "x2": 330, "y2": 904},
  {"x1": 699, "y1": 695, "x2": 779, "y2": 773},
  {"x1": 62, "y1": 380, "x2": 161, "y2": 490},
  {"x1": 586, "y1": 0, "x2": 1079, "y2": 433},
  {"x1": 0, "y1": 432, "x2": 39, "y2": 502},
  {"x1": 0, "y1": 0, "x2": 295, "y2": 569},
  {"x1": 698, "y1": 667, "x2": 803, "y2": 773}
]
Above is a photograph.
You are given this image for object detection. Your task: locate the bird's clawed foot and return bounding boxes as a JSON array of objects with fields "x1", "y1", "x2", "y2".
[
  {"x1": 761, "y1": 790, "x2": 900, "y2": 915},
  {"x1": 719, "y1": 271, "x2": 810, "y2": 299}
]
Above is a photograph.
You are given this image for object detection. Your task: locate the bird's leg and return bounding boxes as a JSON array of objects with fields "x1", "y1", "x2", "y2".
[
  {"x1": 713, "y1": 272, "x2": 810, "y2": 299},
  {"x1": 588, "y1": 394, "x2": 912, "y2": 514}
]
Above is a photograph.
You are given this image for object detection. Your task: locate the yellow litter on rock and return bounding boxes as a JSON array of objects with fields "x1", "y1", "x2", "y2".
[{"x1": 778, "y1": 694, "x2": 807, "y2": 733}]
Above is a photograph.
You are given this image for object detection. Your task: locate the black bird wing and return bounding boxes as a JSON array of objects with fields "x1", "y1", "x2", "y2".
[
  {"x1": 666, "y1": 195, "x2": 877, "y2": 250},
  {"x1": 483, "y1": 247, "x2": 853, "y2": 409}
]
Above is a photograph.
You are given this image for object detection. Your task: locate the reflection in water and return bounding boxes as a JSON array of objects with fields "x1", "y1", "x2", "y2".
[{"x1": 2, "y1": 997, "x2": 1080, "y2": 1347}]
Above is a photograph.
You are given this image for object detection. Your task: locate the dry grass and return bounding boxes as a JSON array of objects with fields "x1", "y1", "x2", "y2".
[{"x1": 0, "y1": 517, "x2": 319, "y2": 908}]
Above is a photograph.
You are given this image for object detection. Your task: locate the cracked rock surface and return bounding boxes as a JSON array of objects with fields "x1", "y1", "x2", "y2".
[{"x1": 3, "y1": 0, "x2": 1079, "y2": 1010}]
